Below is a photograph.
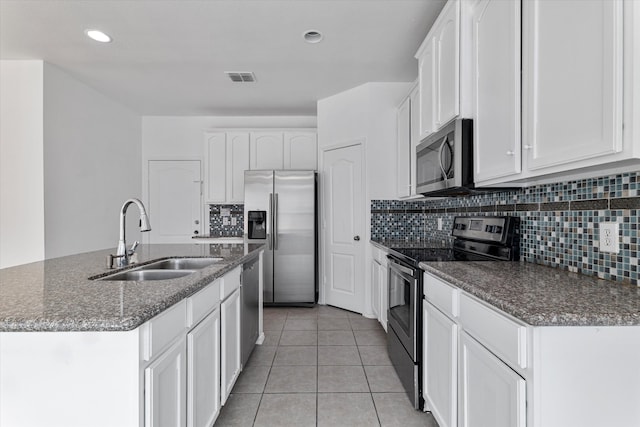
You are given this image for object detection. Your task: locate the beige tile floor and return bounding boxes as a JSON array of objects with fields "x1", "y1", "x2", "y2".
[{"x1": 215, "y1": 305, "x2": 438, "y2": 427}]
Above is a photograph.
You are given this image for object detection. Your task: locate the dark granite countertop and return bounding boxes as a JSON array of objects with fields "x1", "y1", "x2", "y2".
[
  {"x1": 371, "y1": 238, "x2": 451, "y2": 252},
  {"x1": 0, "y1": 243, "x2": 263, "y2": 332},
  {"x1": 371, "y1": 239, "x2": 640, "y2": 327},
  {"x1": 419, "y1": 260, "x2": 640, "y2": 326}
]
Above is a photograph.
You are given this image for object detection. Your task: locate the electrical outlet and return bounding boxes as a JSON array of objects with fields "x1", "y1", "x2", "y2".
[
  {"x1": 437, "y1": 218, "x2": 443, "y2": 231},
  {"x1": 599, "y1": 222, "x2": 619, "y2": 253},
  {"x1": 231, "y1": 217, "x2": 237, "y2": 226},
  {"x1": 222, "y1": 217, "x2": 229, "y2": 226}
]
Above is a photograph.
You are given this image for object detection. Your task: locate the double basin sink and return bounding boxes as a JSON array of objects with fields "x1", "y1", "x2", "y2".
[{"x1": 96, "y1": 257, "x2": 223, "y2": 281}]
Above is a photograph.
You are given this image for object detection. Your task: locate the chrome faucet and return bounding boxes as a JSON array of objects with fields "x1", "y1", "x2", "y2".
[{"x1": 109, "y1": 198, "x2": 151, "y2": 268}]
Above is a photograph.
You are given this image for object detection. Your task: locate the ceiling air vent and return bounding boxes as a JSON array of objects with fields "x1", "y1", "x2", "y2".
[{"x1": 225, "y1": 71, "x2": 256, "y2": 83}]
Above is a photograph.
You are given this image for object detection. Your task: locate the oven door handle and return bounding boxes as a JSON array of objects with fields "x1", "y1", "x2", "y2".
[{"x1": 387, "y1": 257, "x2": 415, "y2": 277}]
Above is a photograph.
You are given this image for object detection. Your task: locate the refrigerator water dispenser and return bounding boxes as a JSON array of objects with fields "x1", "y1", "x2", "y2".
[{"x1": 247, "y1": 210, "x2": 267, "y2": 239}]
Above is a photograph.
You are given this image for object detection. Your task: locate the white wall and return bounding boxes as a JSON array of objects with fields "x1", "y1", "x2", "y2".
[
  {"x1": 43, "y1": 64, "x2": 142, "y2": 258},
  {"x1": 0, "y1": 61, "x2": 45, "y2": 268},
  {"x1": 317, "y1": 82, "x2": 411, "y2": 313}
]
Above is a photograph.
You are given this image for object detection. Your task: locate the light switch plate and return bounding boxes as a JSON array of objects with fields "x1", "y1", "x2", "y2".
[{"x1": 599, "y1": 222, "x2": 619, "y2": 253}]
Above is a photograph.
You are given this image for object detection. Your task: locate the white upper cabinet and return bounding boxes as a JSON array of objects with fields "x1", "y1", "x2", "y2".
[
  {"x1": 203, "y1": 129, "x2": 315, "y2": 204},
  {"x1": 418, "y1": 37, "x2": 436, "y2": 140},
  {"x1": 471, "y1": 0, "x2": 522, "y2": 184},
  {"x1": 250, "y1": 132, "x2": 284, "y2": 170},
  {"x1": 204, "y1": 133, "x2": 227, "y2": 203},
  {"x1": 227, "y1": 133, "x2": 250, "y2": 203},
  {"x1": 397, "y1": 86, "x2": 423, "y2": 199},
  {"x1": 396, "y1": 95, "x2": 411, "y2": 198},
  {"x1": 435, "y1": 0, "x2": 460, "y2": 130},
  {"x1": 284, "y1": 132, "x2": 317, "y2": 170},
  {"x1": 204, "y1": 132, "x2": 249, "y2": 204},
  {"x1": 522, "y1": 0, "x2": 623, "y2": 172},
  {"x1": 416, "y1": 0, "x2": 460, "y2": 141}
]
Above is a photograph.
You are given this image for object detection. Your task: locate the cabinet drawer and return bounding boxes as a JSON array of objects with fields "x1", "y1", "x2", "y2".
[
  {"x1": 187, "y1": 279, "x2": 221, "y2": 328},
  {"x1": 142, "y1": 299, "x2": 187, "y2": 362},
  {"x1": 220, "y1": 266, "x2": 241, "y2": 300},
  {"x1": 424, "y1": 272, "x2": 459, "y2": 318},
  {"x1": 459, "y1": 294, "x2": 527, "y2": 370}
]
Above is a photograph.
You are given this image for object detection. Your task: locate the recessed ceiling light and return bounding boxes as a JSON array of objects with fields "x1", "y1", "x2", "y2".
[
  {"x1": 85, "y1": 29, "x2": 112, "y2": 43},
  {"x1": 303, "y1": 30, "x2": 323, "y2": 44}
]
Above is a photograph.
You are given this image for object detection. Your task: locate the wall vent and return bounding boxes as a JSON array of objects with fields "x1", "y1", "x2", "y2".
[{"x1": 225, "y1": 71, "x2": 256, "y2": 82}]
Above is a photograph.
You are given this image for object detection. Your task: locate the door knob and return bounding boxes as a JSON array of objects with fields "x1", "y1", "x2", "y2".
[
  {"x1": 353, "y1": 235, "x2": 360, "y2": 241},
  {"x1": 194, "y1": 230, "x2": 199, "y2": 235}
]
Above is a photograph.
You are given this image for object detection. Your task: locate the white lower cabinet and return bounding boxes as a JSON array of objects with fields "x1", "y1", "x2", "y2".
[
  {"x1": 423, "y1": 301, "x2": 457, "y2": 427},
  {"x1": 460, "y1": 332, "x2": 526, "y2": 427},
  {"x1": 221, "y1": 287, "x2": 241, "y2": 404},
  {"x1": 371, "y1": 260, "x2": 381, "y2": 319},
  {"x1": 187, "y1": 308, "x2": 221, "y2": 427},
  {"x1": 370, "y1": 245, "x2": 389, "y2": 330},
  {"x1": 145, "y1": 337, "x2": 187, "y2": 427}
]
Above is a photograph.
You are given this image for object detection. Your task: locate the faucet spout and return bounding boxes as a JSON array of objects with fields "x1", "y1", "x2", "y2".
[{"x1": 115, "y1": 198, "x2": 151, "y2": 268}]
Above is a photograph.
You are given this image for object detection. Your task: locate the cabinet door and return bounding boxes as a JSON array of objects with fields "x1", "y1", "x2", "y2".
[
  {"x1": 460, "y1": 332, "x2": 526, "y2": 427},
  {"x1": 523, "y1": 0, "x2": 623, "y2": 171},
  {"x1": 418, "y1": 38, "x2": 436, "y2": 140},
  {"x1": 187, "y1": 308, "x2": 221, "y2": 427},
  {"x1": 471, "y1": 0, "x2": 522, "y2": 183},
  {"x1": 396, "y1": 97, "x2": 411, "y2": 198},
  {"x1": 145, "y1": 338, "x2": 187, "y2": 427},
  {"x1": 250, "y1": 132, "x2": 284, "y2": 170},
  {"x1": 371, "y1": 260, "x2": 380, "y2": 318},
  {"x1": 221, "y1": 288, "x2": 241, "y2": 405},
  {"x1": 423, "y1": 302, "x2": 457, "y2": 427},
  {"x1": 227, "y1": 132, "x2": 250, "y2": 203},
  {"x1": 204, "y1": 133, "x2": 227, "y2": 203},
  {"x1": 409, "y1": 87, "x2": 420, "y2": 196},
  {"x1": 379, "y1": 260, "x2": 388, "y2": 330},
  {"x1": 284, "y1": 132, "x2": 317, "y2": 170},
  {"x1": 435, "y1": 0, "x2": 460, "y2": 129}
]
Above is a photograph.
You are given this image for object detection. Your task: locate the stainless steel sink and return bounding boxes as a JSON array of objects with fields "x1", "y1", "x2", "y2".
[
  {"x1": 142, "y1": 257, "x2": 223, "y2": 270},
  {"x1": 98, "y1": 269, "x2": 195, "y2": 281},
  {"x1": 94, "y1": 257, "x2": 223, "y2": 281}
]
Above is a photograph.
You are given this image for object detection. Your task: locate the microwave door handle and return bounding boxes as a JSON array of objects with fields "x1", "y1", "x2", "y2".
[{"x1": 438, "y1": 135, "x2": 449, "y2": 179}]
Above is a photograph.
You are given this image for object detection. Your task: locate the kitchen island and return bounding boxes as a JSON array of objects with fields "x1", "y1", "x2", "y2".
[{"x1": 0, "y1": 242, "x2": 264, "y2": 427}]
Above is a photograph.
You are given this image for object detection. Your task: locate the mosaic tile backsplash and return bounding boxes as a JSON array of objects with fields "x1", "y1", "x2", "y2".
[
  {"x1": 209, "y1": 204, "x2": 244, "y2": 237},
  {"x1": 372, "y1": 171, "x2": 640, "y2": 286}
]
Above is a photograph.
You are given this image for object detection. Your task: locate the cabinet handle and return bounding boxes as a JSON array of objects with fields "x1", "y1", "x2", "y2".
[
  {"x1": 524, "y1": 145, "x2": 533, "y2": 150},
  {"x1": 506, "y1": 150, "x2": 515, "y2": 156}
]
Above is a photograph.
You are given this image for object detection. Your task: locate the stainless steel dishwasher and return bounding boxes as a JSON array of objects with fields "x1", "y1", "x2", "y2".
[{"x1": 241, "y1": 256, "x2": 260, "y2": 366}]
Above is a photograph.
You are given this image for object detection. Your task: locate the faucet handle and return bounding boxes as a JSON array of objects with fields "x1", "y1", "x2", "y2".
[{"x1": 128, "y1": 241, "x2": 139, "y2": 255}]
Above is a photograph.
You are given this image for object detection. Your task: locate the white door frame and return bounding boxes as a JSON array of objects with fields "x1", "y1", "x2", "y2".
[{"x1": 318, "y1": 138, "x2": 366, "y2": 310}]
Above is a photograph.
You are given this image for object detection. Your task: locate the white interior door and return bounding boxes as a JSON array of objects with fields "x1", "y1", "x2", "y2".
[
  {"x1": 148, "y1": 160, "x2": 202, "y2": 244},
  {"x1": 322, "y1": 144, "x2": 364, "y2": 313}
]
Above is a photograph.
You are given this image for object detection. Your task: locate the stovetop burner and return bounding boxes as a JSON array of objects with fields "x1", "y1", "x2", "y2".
[
  {"x1": 387, "y1": 216, "x2": 521, "y2": 267},
  {"x1": 390, "y1": 247, "x2": 500, "y2": 264}
]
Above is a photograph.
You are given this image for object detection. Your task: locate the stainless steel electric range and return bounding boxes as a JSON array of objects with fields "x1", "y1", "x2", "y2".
[{"x1": 386, "y1": 216, "x2": 521, "y2": 409}]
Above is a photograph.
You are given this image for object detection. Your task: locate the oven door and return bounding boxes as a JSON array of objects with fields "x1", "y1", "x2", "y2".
[{"x1": 387, "y1": 256, "x2": 417, "y2": 361}]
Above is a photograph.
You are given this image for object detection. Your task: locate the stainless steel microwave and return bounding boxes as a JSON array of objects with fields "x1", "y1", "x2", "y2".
[{"x1": 415, "y1": 119, "x2": 474, "y2": 196}]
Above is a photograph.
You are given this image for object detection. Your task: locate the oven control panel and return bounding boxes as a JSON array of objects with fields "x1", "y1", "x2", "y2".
[{"x1": 451, "y1": 216, "x2": 519, "y2": 244}]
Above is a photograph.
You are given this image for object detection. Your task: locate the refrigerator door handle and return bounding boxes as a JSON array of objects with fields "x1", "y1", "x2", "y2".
[
  {"x1": 273, "y1": 193, "x2": 279, "y2": 250},
  {"x1": 268, "y1": 193, "x2": 274, "y2": 250}
]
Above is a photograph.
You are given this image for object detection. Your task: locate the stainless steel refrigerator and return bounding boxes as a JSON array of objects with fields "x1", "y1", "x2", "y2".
[{"x1": 244, "y1": 170, "x2": 317, "y2": 304}]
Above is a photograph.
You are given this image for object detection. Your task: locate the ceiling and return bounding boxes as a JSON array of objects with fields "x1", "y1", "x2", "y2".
[{"x1": 0, "y1": 0, "x2": 446, "y2": 116}]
